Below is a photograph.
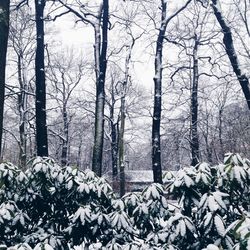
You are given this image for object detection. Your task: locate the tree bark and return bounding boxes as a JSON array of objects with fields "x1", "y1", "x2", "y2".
[
  {"x1": 218, "y1": 107, "x2": 224, "y2": 159},
  {"x1": 61, "y1": 103, "x2": 69, "y2": 166},
  {"x1": 35, "y1": 0, "x2": 48, "y2": 157},
  {"x1": 119, "y1": 93, "x2": 126, "y2": 196},
  {"x1": 0, "y1": 0, "x2": 10, "y2": 159},
  {"x1": 190, "y1": 35, "x2": 200, "y2": 166},
  {"x1": 17, "y1": 53, "x2": 27, "y2": 168},
  {"x1": 92, "y1": 0, "x2": 109, "y2": 177},
  {"x1": 118, "y1": 38, "x2": 134, "y2": 196},
  {"x1": 211, "y1": 0, "x2": 250, "y2": 110},
  {"x1": 152, "y1": 0, "x2": 167, "y2": 184},
  {"x1": 109, "y1": 78, "x2": 118, "y2": 183}
]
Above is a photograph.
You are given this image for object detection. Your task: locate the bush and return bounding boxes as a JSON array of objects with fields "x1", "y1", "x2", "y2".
[{"x1": 0, "y1": 153, "x2": 249, "y2": 249}]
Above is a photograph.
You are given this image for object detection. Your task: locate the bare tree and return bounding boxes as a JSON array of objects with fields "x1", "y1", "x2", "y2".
[
  {"x1": 151, "y1": 0, "x2": 167, "y2": 184},
  {"x1": 211, "y1": 0, "x2": 250, "y2": 110},
  {"x1": 47, "y1": 50, "x2": 84, "y2": 166},
  {"x1": 189, "y1": 2, "x2": 211, "y2": 166},
  {"x1": 190, "y1": 33, "x2": 200, "y2": 166},
  {"x1": 0, "y1": 0, "x2": 10, "y2": 159},
  {"x1": 92, "y1": 0, "x2": 109, "y2": 176},
  {"x1": 35, "y1": 0, "x2": 48, "y2": 156},
  {"x1": 118, "y1": 33, "x2": 138, "y2": 196},
  {"x1": 105, "y1": 72, "x2": 119, "y2": 186},
  {"x1": 8, "y1": 5, "x2": 36, "y2": 167},
  {"x1": 55, "y1": 0, "x2": 109, "y2": 176},
  {"x1": 151, "y1": 0, "x2": 192, "y2": 183}
]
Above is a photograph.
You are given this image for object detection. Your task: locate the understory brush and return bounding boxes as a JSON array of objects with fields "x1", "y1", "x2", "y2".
[{"x1": 0, "y1": 153, "x2": 249, "y2": 249}]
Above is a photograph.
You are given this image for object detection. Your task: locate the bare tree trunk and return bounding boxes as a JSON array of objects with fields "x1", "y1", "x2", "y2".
[
  {"x1": 190, "y1": 35, "x2": 200, "y2": 166},
  {"x1": 0, "y1": 0, "x2": 10, "y2": 159},
  {"x1": 77, "y1": 135, "x2": 83, "y2": 168},
  {"x1": 111, "y1": 122, "x2": 118, "y2": 179},
  {"x1": 212, "y1": 0, "x2": 250, "y2": 110},
  {"x1": 17, "y1": 54, "x2": 27, "y2": 168},
  {"x1": 218, "y1": 108, "x2": 224, "y2": 159},
  {"x1": 109, "y1": 78, "x2": 118, "y2": 183},
  {"x1": 118, "y1": 32, "x2": 136, "y2": 196},
  {"x1": 61, "y1": 103, "x2": 69, "y2": 166},
  {"x1": 35, "y1": 0, "x2": 48, "y2": 157},
  {"x1": 152, "y1": 0, "x2": 167, "y2": 184},
  {"x1": 119, "y1": 93, "x2": 126, "y2": 196},
  {"x1": 55, "y1": 0, "x2": 109, "y2": 175},
  {"x1": 92, "y1": 0, "x2": 109, "y2": 177},
  {"x1": 203, "y1": 112, "x2": 213, "y2": 164}
]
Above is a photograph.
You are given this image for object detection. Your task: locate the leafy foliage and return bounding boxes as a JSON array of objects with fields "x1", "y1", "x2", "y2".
[{"x1": 0, "y1": 153, "x2": 249, "y2": 249}]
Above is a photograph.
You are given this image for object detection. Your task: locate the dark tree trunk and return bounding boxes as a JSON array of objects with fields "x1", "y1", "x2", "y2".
[
  {"x1": 111, "y1": 122, "x2": 118, "y2": 178},
  {"x1": 212, "y1": 0, "x2": 250, "y2": 110},
  {"x1": 152, "y1": 0, "x2": 167, "y2": 184},
  {"x1": 76, "y1": 133, "x2": 83, "y2": 168},
  {"x1": 119, "y1": 95, "x2": 125, "y2": 196},
  {"x1": 109, "y1": 79, "x2": 118, "y2": 182},
  {"x1": 35, "y1": 0, "x2": 48, "y2": 157},
  {"x1": 0, "y1": 0, "x2": 10, "y2": 159},
  {"x1": 203, "y1": 114, "x2": 213, "y2": 164},
  {"x1": 218, "y1": 108, "x2": 224, "y2": 159},
  {"x1": 92, "y1": 0, "x2": 109, "y2": 177},
  {"x1": 190, "y1": 35, "x2": 200, "y2": 166},
  {"x1": 61, "y1": 104, "x2": 69, "y2": 166},
  {"x1": 17, "y1": 54, "x2": 27, "y2": 168}
]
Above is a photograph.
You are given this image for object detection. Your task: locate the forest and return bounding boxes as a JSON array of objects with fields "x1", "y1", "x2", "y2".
[{"x1": 0, "y1": 0, "x2": 249, "y2": 249}]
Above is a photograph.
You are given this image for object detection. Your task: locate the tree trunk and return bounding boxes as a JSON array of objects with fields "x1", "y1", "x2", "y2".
[
  {"x1": 61, "y1": 103, "x2": 69, "y2": 166},
  {"x1": 77, "y1": 135, "x2": 83, "y2": 168},
  {"x1": 35, "y1": 0, "x2": 48, "y2": 157},
  {"x1": 118, "y1": 32, "x2": 136, "y2": 196},
  {"x1": 92, "y1": 0, "x2": 109, "y2": 177},
  {"x1": 109, "y1": 78, "x2": 118, "y2": 184},
  {"x1": 0, "y1": 0, "x2": 10, "y2": 159},
  {"x1": 212, "y1": 0, "x2": 250, "y2": 110},
  {"x1": 119, "y1": 94, "x2": 126, "y2": 196},
  {"x1": 190, "y1": 35, "x2": 200, "y2": 166},
  {"x1": 111, "y1": 122, "x2": 118, "y2": 179},
  {"x1": 203, "y1": 114, "x2": 213, "y2": 164},
  {"x1": 218, "y1": 108, "x2": 224, "y2": 159},
  {"x1": 152, "y1": 0, "x2": 167, "y2": 184},
  {"x1": 17, "y1": 54, "x2": 27, "y2": 168}
]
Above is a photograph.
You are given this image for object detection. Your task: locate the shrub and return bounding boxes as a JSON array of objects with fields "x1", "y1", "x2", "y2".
[{"x1": 0, "y1": 153, "x2": 249, "y2": 249}]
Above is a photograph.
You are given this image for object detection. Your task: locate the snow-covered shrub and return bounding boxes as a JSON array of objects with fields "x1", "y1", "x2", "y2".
[
  {"x1": 167, "y1": 153, "x2": 250, "y2": 249},
  {"x1": 0, "y1": 157, "x2": 115, "y2": 248},
  {"x1": 0, "y1": 153, "x2": 249, "y2": 249}
]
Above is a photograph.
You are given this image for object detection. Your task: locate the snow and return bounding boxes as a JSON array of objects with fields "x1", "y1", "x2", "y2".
[
  {"x1": 213, "y1": 191, "x2": 227, "y2": 210},
  {"x1": 184, "y1": 174, "x2": 194, "y2": 187},
  {"x1": 214, "y1": 215, "x2": 225, "y2": 236},
  {"x1": 0, "y1": 154, "x2": 249, "y2": 249},
  {"x1": 123, "y1": 170, "x2": 153, "y2": 183},
  {"x1": 179, "y1": 219, "x2": 186, "y2": 236},
  {"x1": 204, "y1": 212, "x2": 212, "y2": 228},
  {"x1": 114, "y1": 170, "x2": 177, "y2": 184},
  {"x1": 203, "y1": 244, "x2": 220, "y2": 250},
  {"x1": 67, "y1": 179, "x2": 73, "y2": 190},
  {"x1": 208, "y1": 195, "x2": 219, "y2": 212}
]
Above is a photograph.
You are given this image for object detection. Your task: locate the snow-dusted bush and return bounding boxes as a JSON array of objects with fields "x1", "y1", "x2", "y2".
[
  {"x1": 168, "y1": 153, "x2": 250, "y2": 249},
  {"x1": 0, "y1": 153, "x2": 249, "y2": 249},
  {"x1": 0, "y1": 157, "x2": 115, "y2": 249}
]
